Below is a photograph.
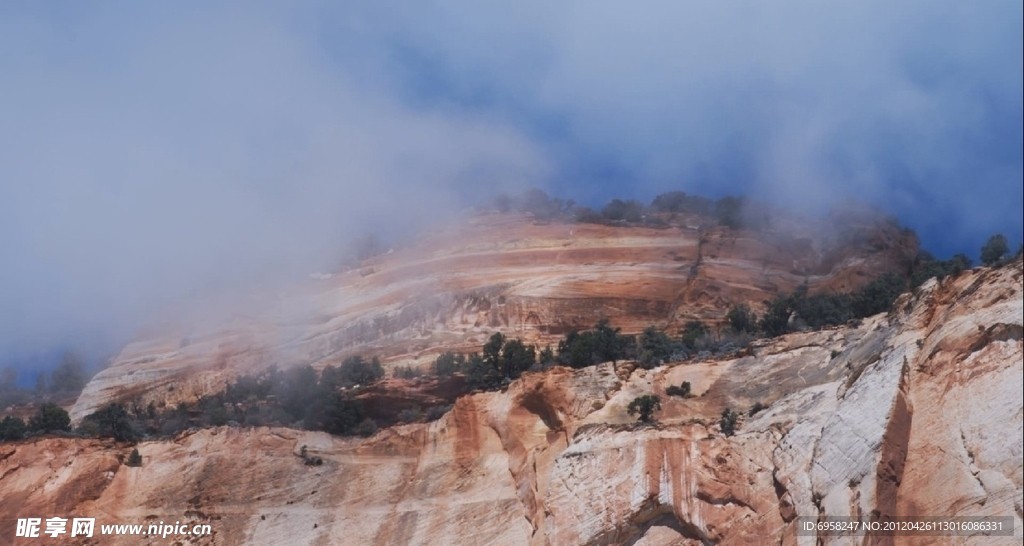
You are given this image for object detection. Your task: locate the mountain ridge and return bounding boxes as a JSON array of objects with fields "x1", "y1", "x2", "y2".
[{"x1": 70, "y1": 208, "x2": 918, "y2": 421}]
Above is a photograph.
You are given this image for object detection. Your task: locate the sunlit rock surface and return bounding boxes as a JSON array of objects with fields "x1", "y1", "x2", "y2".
[{"x1": 3, "y1": 259, "x2": 1019, "y2": 544}]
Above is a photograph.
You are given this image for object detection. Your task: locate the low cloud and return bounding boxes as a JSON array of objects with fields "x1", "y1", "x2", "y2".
[
  {"x1": 1, "y1": 1, "x2": 1020, "y2": 367},
  {"x1": 0, "y1": 3, "x2": 549, "y2": 364}
]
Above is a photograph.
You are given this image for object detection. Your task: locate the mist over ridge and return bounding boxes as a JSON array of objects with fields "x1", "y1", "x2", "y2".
[{"x1": 1, "y1": 2, "x2": 1020, "y2": 374}]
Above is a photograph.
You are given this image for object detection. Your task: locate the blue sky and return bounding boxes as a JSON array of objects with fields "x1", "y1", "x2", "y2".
[{"x1": 1, "y1": 1, "x2": 1021, "y2": 367}]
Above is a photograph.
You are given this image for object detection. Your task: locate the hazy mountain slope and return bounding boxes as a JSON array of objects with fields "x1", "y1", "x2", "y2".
[{"x1": 71, "y1": 211, "x2": 916, "y2": 421}]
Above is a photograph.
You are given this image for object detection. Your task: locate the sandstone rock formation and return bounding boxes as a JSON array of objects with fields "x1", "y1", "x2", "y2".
[
  {"x1": 71, "y1": 211, "x2": 917, "y2": 421},
  {"x1": 3, "y1": 258, "x2": 1019, "y2": 544}
]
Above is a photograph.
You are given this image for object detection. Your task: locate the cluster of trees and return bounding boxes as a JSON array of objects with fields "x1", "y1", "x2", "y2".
[
  {"x1": 2, "y1": 355, "x2": 392, "y2": 444},
  {"x1": 558, "y1": 319, "x2": 736, "y2": 369},
  {"x1": 493, "y1": 188, "x2": 762, "y2": 230},
  {"x1": 979, "y1": 234, "x2": 1021, "y2": 266},
  {"x1": 557, "y1": 319, "x2": 629, "y2": 368},
  {"x1": 0, "y1": 402, "x2": 72, "y2": 441},
  {"x1": 724, "y1": 274, "x2": 909, "y2": 338},
  {"x1": 665, "y1": 381, "x2": 692, "y2": 398},
  {"x1": 573, "y1": 200, "x2": 655, "y2": 226},
  {"x1": 622, "y1": 394, "x2": 764, "y2": 436},
  {"x1": 433, "y1": 332, "x2": 541, "y2": 390},
  {"x1": 650, "y1": 191, "x2": 715, "y2": 215},
  {"x1": 735, "y1": 238, "x2": 1018, "y2": 339},
  {"x1": 431, "y1": 321, "x2": 647, "y2": 391},
  {"x1": 182, "y1": 356, "x2": 385, "y2": 436},
  {"x1": 635, "y1": 321, "x2": 749, "y2": 367},
  {"x1": 910, "y1": 252, "x2": 972, "y2": 288},
  {"x1": 430, "y1": 317, "x2": 751, "y2": 396},
  {"x1": 393, "y1": 365, "x2": 423, "y2": 379},
  {"x1": 649, "y1": 191, "x2": 774, "y2": 229},
  {"x1": 493, "y1": 189, "x2": 575, "y2": 221},
  {"x1": 574, "y1": 193, "x2": 752, "y2": 229},
  {"x1": 493, "y1": 189, "x2": 1023, "y2": 276}
]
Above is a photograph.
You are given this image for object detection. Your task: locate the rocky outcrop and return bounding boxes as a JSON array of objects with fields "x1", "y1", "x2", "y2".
[
  {"x1": 72, "y1": 211, "x2": 917, "y2": 421},
  {"x1": 4, "y1": 260, "x2": 1019, "y2": 544}
]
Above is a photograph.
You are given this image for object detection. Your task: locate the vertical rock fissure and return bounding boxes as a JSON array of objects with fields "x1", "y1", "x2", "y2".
[{"x1": 872, "y1": 355, "x2": 913, "y2": 523}]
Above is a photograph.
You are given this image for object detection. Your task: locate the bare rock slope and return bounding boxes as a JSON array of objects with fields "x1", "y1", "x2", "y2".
[{"x1": 3, "y1": 259, "x2": 1020, "y2": 544}]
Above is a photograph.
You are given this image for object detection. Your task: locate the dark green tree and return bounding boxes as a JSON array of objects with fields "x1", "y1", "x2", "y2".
[
  {"x1": 726, "y1": 305, "x2": 758, "y2": 334},
  {"x1": 0, "y1": 415, "x2": 27, "y2": 441},
  {"x1": 321, "y1": 393, "x2": 364, "y2": 435},
  {"x1": 274, "y1": 365, "x2": 318, "y2": 421},
  {"x1": 337, "y1": 356, "x2": 385, "y2": 387},
  {"x1": 592, "y1": 319, "x2": 626, "y2": 364},
  {"x1": 665, "y1": 381, "x2": 692, "y2": 398},
  {"x1": 393, "y1": 365, "x2": 421, "y2": 379},
  {"x1": 573, "y1": 206, "x2": 603, "y2": 223},
  {"x1": 557, "y1": 329, "x2": 594, "y2": 368},
  {"x1": 720, "y1": 408, "x2": 739, "y2": 437},
  {"x1": 792, "y1": 293, "x2": 854, "y2": 329},
  {"x1": 650, "y1": 191, "x2": 714, "y2": 214},
  {"x1": 949, "y1": 253, "x2": 973, "y2": 271},
  {"x1": 714, "y1": 196, "x2": 745, "y2": 229},
  {"x1": 464, "y1": 354, "x2": 502, "y2": 390},
  {"x1": 225, "y1": 373, "x2": 272, "y2": 403},
  {"x1": 910, "y1": 252, "x2": 948, "y2": 288},
  {"x1": 759, "y1": 295, "x2": 793, "y2": 337},
  {"x1": 482, "y1": 333, "x2": 506, "y2": 369},
  {"x1": 680, "y1": 320, "x2": 709, "y2": 350},
  {"x1": 911, "y1": 252, "x2": 973, "y2": 288},
  {"x1": 318, "y1": 364, "x2": 345, "y2": 392},
  {"x1": 627, "y1": 395, "x2": 662, "y2": 423},
  {"x1": 651, "y1": 191, "x2": 687, "y2": 212},
  {"x1": 432, "y1": 352, "x2": 465, "y2": 377},
  {"x1": 500, "y1": 338, "x2": 536, "y2": 379},
  {"x1": 206, "y1": 406, "x2": 229, "y2": 427},
  {"x1": 851, "y1": 273, "x2": 905, "y2": 317},
  {"x1": 637, "y1": 326, "x2": 674, "y2": 368},
  {"x1": 125, "y1": 448, "x2": 143, "y2": 467},
  {"x1": 355, "y1": 418, "x2": 378, "y2": 437},
  {"x1": 518, "y1": 188, "x2": 564, "y2": 220},
  {"x1": 28, "y1": 403, "x2": 71, "y2": 433},
  {"x1": 748, "y1": 402, "x2": 768, "y2": 416},
  {"x1": 558, "y1": 319, "x2": 626, "y2": 367},
  {"x1": 980, "y1": 234, "x2": 1009, "y2": 265},
  {"x1": 602, "y1": 199, "x2": 644, "y2": 223},
  {"x1": 537, "y1": 346, "x2": 556, "y2": 366},
  {"x1": 86, "y1": 403, "x2": 137, "y2": 442}
]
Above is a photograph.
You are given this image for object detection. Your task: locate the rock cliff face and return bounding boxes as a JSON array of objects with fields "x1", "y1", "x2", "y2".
[
  {"x1": 71, "y1": 212, "x2": 916, "y2": 421},
  {"x1": 2, "y1": 259, "x2": 1019, "y2": 544}
]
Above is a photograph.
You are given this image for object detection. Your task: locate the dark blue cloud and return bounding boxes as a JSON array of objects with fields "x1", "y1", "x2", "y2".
[{"x1": 363, "y1": 1, "x2": 1022, "y2": 257}]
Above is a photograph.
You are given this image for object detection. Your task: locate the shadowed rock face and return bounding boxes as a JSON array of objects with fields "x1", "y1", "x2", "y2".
[
  {"x1": 71, "y1": 211, "x2": 917, "y2": 420},
  {"x1": 3, "y1": 260, "x2": 1019, "y2": 545}
]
